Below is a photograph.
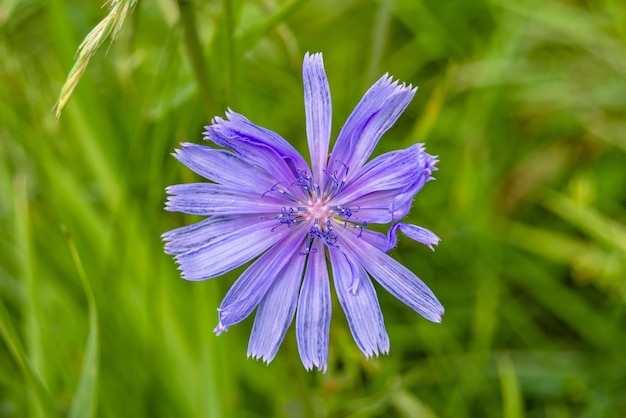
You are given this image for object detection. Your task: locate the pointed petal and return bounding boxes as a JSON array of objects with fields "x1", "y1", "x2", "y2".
[
  {"x1": 329, "y1": 249, "x2": 389, "y2": 357},
  {"x1": 386, "y1": 223, "x2": 441, "y2": 251},
  {"x1": 328, "y1": 75, "x2": 416, "y2": 178},
  {"x1": 170, "y1": 216, "x2": 288, "y2": 281},
  {"x1": 334, "y1": 144, "x2": 437, "y2": 224},
  {"x1": 337, "y1": 144, "x2": 436, "y2": 202},
  {"x1": 173, "y1": 143, "x2": 279, "y2": 190},
  {"x1": 215, "y1": 225, "x2": 307, "y2": 332},
  {"x1": 335, "y1": 193, "x2": 397, "y2": 224},
  {"x1": 205, "y1": 111, "x2": 308, "y2": 188},
  {"x1": 338, "y1": 227, "x2": 444, "y2": 323},
  {"x1": 303, "y1": 52, "x2": 332, "y2": 184},
  {"x1": 349, "y1": 186, "x2": 428, "y2": 224},
  {"x1": 163, "y1": 215, "x2": 252, "y2": 255},
  {"x1": 247, "y1": 249, "x2": 306, "y2": 364},
  {"x1": 296, "y1": 239, "x2": 331, "y2": 372},
  {"x1": 165, "y1": 183, "x2": 286, "y2": 216}
]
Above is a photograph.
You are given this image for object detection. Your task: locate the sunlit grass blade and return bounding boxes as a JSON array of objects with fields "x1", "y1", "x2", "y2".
[
  {"x1": 496, "y1": 352, "x2": 523, "y2": 418},
  {"x1": 507, "y1": 251, "x2": 625, "y2": 352},
  {"x1": 543, "y1": 190, "x2": 626, "y2": 255},
  {"x1": 3, "y1": 175, "x2": 55, "y2": 417},
  {"x1": 501, "y1": 219, "x2": 625, "y2": 296},
  {"x1": 391, "y1": 389, "x2": 439, "y2": 418},
  {"x1": 64, "y1": 227, "x2": 100, "y2": 418}
]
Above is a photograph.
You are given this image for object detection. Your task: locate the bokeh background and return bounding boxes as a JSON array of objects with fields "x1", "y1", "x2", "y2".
[{"x1": 1, "y1": 0, "x2": 626, "y2": 417}]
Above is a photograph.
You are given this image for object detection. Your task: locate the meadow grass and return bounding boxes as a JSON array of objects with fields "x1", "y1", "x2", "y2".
[{"x1": 1, "y1": 0, "x2": 625, "y2": 417}]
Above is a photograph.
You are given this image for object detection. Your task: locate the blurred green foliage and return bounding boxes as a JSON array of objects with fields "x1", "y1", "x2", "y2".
[{"x1": 1, "y1": 0, "x2": 625, "y2": 417}]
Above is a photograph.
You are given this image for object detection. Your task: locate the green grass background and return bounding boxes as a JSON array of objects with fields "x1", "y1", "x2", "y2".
[{"x1": 1, "y1": 0, "x2": 626, "y2": 417}]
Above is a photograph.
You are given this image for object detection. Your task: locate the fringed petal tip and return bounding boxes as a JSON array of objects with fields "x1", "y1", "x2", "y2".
[
  {"x1": 363, "y1": 345, "x2": 390, "y2": 359},
  {"x1": 425, "y1": 304, "x2": 445, "y2": 323},
  {"x1": 421, "y1": 299, "x2": 445, "y2": 324},
  {"x1": 175, "y1": 265, "x2": 208, "y2": 282},
  {"x1": 304, "y1": 51, "x2": 323, "y2": 64},
  {"x1": 163, "y1": 198, "x2": 176, "y2": 213},
  {"x1": 246, "y1": 351, "x2": 275, "y2": 365},
  {"x1": 163, "y1": 184, "x2": 180, "y2": 196},
  {"x1": 358, "y1": 330, "x2": 391, "y2": 359},
  {"x1": 172, "y1": 141, "x2": 194, "y2": 152},
  {"x1": 160, "y1": 230, "x2": 173, "y2": 242},
  {"x1": 379, "y1": 72, "x2": 418, "y2": 95},
  {"x1": 214, "y1": 321, "x2": 229, "y2": 336},
  {"x1": 386, "y1": 223, "x2": 441, "y2": 252},
  {"x1": 203, "y1": 109, "x2": 236, "y2": 139},
  {"x1": 302, "y1": 360, "x2": 328, "y2": 373},
  {"x1": 171, "y1": 142, "x2": 211, "y2": 164},
  {"x1": 418, "y1": 299, "x2": 445, "y2": 324},
  {"x1": 329, "y1": 70, "x2": 419, "y2": 178}
]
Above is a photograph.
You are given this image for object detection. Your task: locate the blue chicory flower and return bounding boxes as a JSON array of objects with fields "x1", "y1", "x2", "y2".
[{"x1": 163, "y1": 52, "x2": 444, "y2": 371}]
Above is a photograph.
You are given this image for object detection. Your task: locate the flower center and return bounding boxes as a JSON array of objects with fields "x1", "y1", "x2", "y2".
[
  {"x1": 305, "y1": 197, "x2": 333, "y2": 223},
  {"x1": 261, "y1": 168, "x2": 369, "y2": 253}
]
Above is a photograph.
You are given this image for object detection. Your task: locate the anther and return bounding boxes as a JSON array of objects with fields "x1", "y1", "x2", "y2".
[
  {"x1": 270, "y1": 206, "x2": 301, "y2": 231},
  {"x1": 326, "y1": 160, "x2": 349, "y2": 198},
  {"x1": 334, "y1": 205, "x2": 360, "y2": 227}
]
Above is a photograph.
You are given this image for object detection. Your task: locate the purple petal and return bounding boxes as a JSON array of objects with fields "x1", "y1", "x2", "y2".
[
  {"x1": 337, "y1": 144, "x2": 436, "y2": 203},
  {"x1": 165, "y1": 183, "x2": 287, "y2": 216},
  {"x1": 215, "y1": 225, "x2": 307, "y2": 333},
  {"x1": 173, "y1": 143, "x2": 278, "y2": 190},
  {"x1": 386, "y1": 223, "x2": 441, "y2": 251},
  {"x1": 163, "y1": 215, "x2": 249, "y2": 255},
  {"x1": 338, "y1": 227, "x2": 444, "y2": 323},
  {"x1": 334, "y1": 144, "x2": 437, "y2": 224},
  {"x1": 303, "y1": 52, "x2": 332, "y2": 185},
  {"x1": 328, "y1": 75, "x2": 416, "y2": 179},
  {"x1": 356, "y1": 228, "x2": 388, "y2": 252},
  {"x1": 296, "y1": 239, "x2": 331, "y2": 372},
  {"x1": 335, "y1": 191, "x2": 421, "y2": 225},
  {"x1": 169, "y1": 216, "x2": 287, "y2": 281},
  {"x1": 329, "y1": 249, "x2": 389, "y2": 357},
  {"x1": 247, "y1": 249, "x2": 306, "y2": 364},
  {"x1": 337, "y1": 196, "x2": 397, "y2": 224},
  {"x1": 205, "y1": 110, "x2": 308, "y2": 188}
]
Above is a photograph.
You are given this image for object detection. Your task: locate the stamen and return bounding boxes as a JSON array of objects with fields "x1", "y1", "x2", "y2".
[
  {"x1": 279, "y1": 207, "x2": 296, "y2": 225},
  {"x1": 261, "y1": 182, "x2": 298, "y2": 202},
  {"x1": 271, "y1": 167, "x2": 361, "y2": 253},
  {"x1": 270, "y1": 206, "x2": 301, "y2": 231},
  {"x1": 332, "y1": 205, "x2": 360, "y2": 227},
  {"x1": 336, "y1": 160, "x2": 349, "y2": 176},
  {"x1": 293, "y1": 169, "x2": 316, "y2": 195},
  {"x1": 261, "y1": 182, "x2": 282, "y2": 197},
  {"x1": 356, "y1": 221, "x2": 368, "y2": 238},
  {"x1": 324, "y1": 220, "x2": 338, "y2": 247},
  {"x1": 323, "y1": 169, "x2": 339, "y2": 193},
  {"x1": 326, "y1": 160, "x2": 349, "y2": 198},
  {"x1": 300, "y1": 230, "x2": 318, "y2": 255}
]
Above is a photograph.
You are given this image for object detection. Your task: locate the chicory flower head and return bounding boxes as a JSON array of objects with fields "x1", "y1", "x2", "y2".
[{"x1": 163, "y1": 52, "x2": 443, "y2": 371}]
